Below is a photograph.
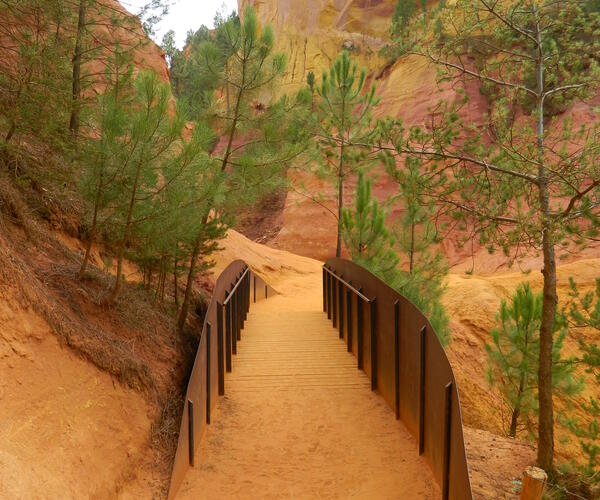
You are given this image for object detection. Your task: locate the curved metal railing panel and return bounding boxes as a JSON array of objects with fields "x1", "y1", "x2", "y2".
[
  {"x1": 324, "y1": 258, "x2": 473, "y2": 500},
  {"x1": 167, "y1": 260, "x2": 273, "y2": 499}
]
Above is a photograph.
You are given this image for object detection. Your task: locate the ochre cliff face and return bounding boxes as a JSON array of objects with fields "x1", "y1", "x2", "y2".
[
  {"x1": 238, "y1": 1, "x2": 600, "y2": 272},
  {"x1": 238, "y1": 0, "x2": 492, "y2": 265},
  {"x1": 238, "y1": 0, "x2": 393, "y2": 95},
  {"x1": 88, "y1": 0, "x2": 170, "y2": 90}
]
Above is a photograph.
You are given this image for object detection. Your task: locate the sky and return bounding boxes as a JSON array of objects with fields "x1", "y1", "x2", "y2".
[{"x1": 120, "y1": 0, "x2": 238, "y2": 48}]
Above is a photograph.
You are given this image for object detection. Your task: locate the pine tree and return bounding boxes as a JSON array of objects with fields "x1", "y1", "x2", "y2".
[
  {"x1": 69, "y1": 0, "x2": 87, "y2": 134},
  {"x1": 342, "y1": 171, "x2": 449, "y2": 344},
  {"x1": 314, "y1": 50, "x2": 379, "y2": 257},
  {"x1": 78, "y1": 46, "x2": 134, "y2": 278},
  {"x1": 385, "y1": 0, "x2": 600, "y2": 470},
  {"x1": 68, "y1": 0, "x2": 164, "y2": 136},
  {"x1": 0, "y1": 0, "x2": 72, "y2": 150},
  {"x1": 101, "y1": 71, "x2": 200, "y2": 302},
  {"x1": 392, "y1": 0, "x2": 416, "y2": 34},
  {"x1": 177, "y1": 6, "x2": 310, "y2": 331},
  {"x1": 388, "y1": 155, "x2": 446, "y2": 281},
  {"x1": 486, "y1": 283, "x2": 582, "y2": 439},
  {"x1": 390, "y1": 156, "x2": 449, "y2": 342},
  {"x1": 342, "y1": 170, "x2": 400, "y2": 285},
  {"x1": 168, "y1": 10, "x2": 239, "y2": 121},
  {"x1": 127, "y1": 132, "x2": 228, "y2": 308},
  {"x1": 135, "y1": 0, "x2": 170, "y2": 38}
]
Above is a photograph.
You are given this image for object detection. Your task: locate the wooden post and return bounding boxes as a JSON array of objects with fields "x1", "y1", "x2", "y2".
[
  {"x1": 520, "y1": 467, "x2": 547, "y2": 500},
  {"x1": 244, "y1": 272, "x2": 249, "y2": 320},
  {"x1": 231, "y1": 291, "x2": 237, "y2": 355}
]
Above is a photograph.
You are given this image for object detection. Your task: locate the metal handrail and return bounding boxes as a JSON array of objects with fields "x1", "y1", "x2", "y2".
[
  {"x1": 323, "y1": 265, "x2": 372, "y2": 302},
  {"x1": 222, "y1": 266, "x2": 249, "y2": 305}
]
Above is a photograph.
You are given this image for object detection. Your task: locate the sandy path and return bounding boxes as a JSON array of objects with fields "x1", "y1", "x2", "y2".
[{"x1": 178, "y1": 270, "x2": 439, "y2": 500}]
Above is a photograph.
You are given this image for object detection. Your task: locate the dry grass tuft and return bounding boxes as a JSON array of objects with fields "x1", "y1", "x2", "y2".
[
  {"x1": 151, "y1": 388, "x2": 184, "y2": 459},
  {"x1": 0, "y1": 173, "x2": 42, "y2": 239},
  {"x1": 0, "y1": 237, "x2": 156, "y2": 391}
]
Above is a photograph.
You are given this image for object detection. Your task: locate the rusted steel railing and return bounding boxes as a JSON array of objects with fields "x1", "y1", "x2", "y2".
[
  {"x1": 167, "y1": 260, "x2": 274, "y2": 499},
  {"x1": 323, "y1": 258, "x2": 473, "y2": 500}
]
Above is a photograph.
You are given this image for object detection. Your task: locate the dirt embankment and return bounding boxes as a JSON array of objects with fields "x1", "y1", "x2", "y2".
[{"x1": 0, "y1": 168, "x2": 191, "y2": 498}]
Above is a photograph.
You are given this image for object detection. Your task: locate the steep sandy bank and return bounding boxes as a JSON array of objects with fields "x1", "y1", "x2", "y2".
[{"x1": 0, "y1": 297, "x2": 151, "y2": 499}]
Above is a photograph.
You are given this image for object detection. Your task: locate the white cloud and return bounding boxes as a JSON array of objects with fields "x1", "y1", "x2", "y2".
[{"x1": 120, "y1": 0, "x2": 238, "y2": 48}]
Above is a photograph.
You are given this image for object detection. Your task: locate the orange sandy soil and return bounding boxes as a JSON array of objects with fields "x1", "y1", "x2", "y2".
[
  {"x1": 0, "y1": 293, "x2": 151, "y2": 498},
  {"x1": 178, "y1": 268, "x2": 440, "y2": 499}
]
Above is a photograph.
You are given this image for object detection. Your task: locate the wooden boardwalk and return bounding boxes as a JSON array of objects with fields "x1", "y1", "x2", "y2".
[{"x1": 178, "y1": 283, "x2": 439, "y2": 499}]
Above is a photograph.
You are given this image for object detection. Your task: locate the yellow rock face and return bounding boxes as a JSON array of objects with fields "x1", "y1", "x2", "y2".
[{"x1": 238, "y1": 0, "x2": 395, "y2": 95}]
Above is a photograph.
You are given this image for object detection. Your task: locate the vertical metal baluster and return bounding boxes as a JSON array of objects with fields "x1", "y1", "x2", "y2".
[
  {"x1": 346, "y1": 289, "x2": 352, "y2": 353},
  {"x1": 232, "y1": 291, "x2": 237, "y2": 355},
  {"x1": 419, "y1": 326, "x2": 426, "y2": 455},
  {"x1": 443, "y1": 382, "x2": 453, "y2": 500},
  {"x1": 370, "y1": 298, "x2": 377, "y2": 391},
  {"x1": 394, "y1": 300, "x2": 400, "y2": 420},
  {"x1": 217, "y1": 302, "x2": 224, "y2": 396},
  {"x1": 206, "y1": 323, "x2": 211, "y2": 424},
  {"x1": 188, "y1": 400, "x2": 194, "y2": 466},
  {"x1": 322, "y1": 268, "x2": 326, "y2": 312},
  {"x1": 332, "y1": 275, "x2": 337, "y2": 328},
  {"x1": 338, "y1": 278, "x2": 344, "y2": 339},
  {"x1": 357, "y1": 290, "x2": 364, "y2": 370},
  {"x1": 236, "y1": 284, "x2": 241, "y2": 341},
  {"x1": 225, "y1": 292, "x2": 232, "y2": 371},
  {"x1": 326, "y1": 271, "x2": 331, "y2": 319}
]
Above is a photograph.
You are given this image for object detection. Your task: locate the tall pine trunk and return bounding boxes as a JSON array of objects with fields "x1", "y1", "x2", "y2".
[
  {"x1": 108, "y1": 160, "x2": 142, "y2": 302},
  {"x1": 78, "y1": 163, "x2": 104, "y2": 278},
  {"x1": 409, "y1": 219, "x2": 415, "y2": 274},
  {"x1": 534, "y1": 5, "x2": 555, "y2": 471},
  {"x1": 69, "y1": 0, "x2": 86, "y2": 134},
  {"x1": 177, "y1": 236, "x2": 200, "y2": 331},
  {"x1": 509, "y1": 373, "x2": 526, "y2": 438},
  {"x1": 173, "y1": 256, "x2": 179, "y2": 307},
  {"x1": 336, "y1": 142, "x2": 344, "y2": 257},
  {"x1": 336, "y1": 96, "x2": 346, "y2": 258},
  {"x1": 4, "y1": 121, "x2": 16, "y2": 143}
]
